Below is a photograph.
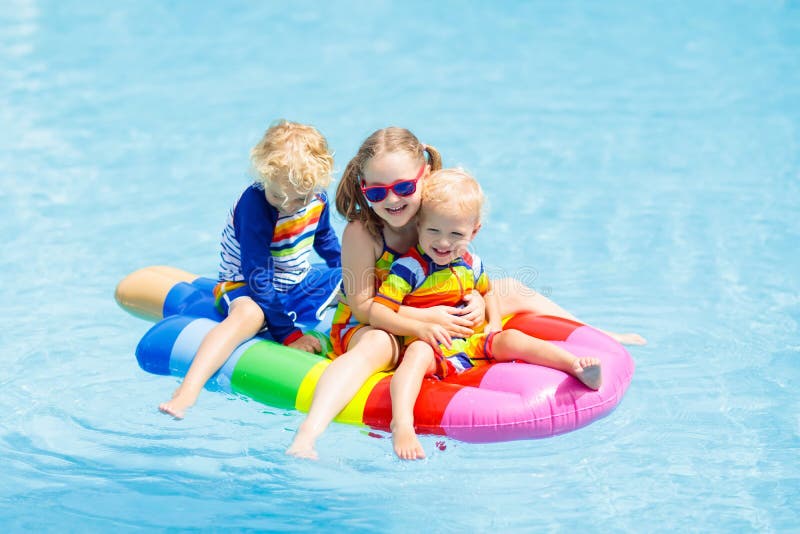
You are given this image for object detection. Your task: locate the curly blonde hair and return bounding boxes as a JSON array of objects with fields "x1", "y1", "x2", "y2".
[
  {"x1": 250, "y1": 119, "x2": 334, "y2": 194},
  {"x1": 422, "y1": 168, "x2": 485, "y2": 223},
  {"x1": 336, "y1": 127, "x2": 442, "y2": 238}
]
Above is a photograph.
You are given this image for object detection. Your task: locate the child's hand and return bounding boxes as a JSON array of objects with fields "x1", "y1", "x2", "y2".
[
  {"x1": 416, "y1": 322, "x2": 452, "y2": 349},
  {"x1": 288, "y1": 334, "x2": 322, "y2": 354},
  {"x1": 483, "y1": 320, "x2": 503, "y2": 336},
  {"x1": 425, "y1": 306, "x2": 474, "y2": 338},
  {"x1": 460, "y1": 291, "x2": 486, "y2": 327}
]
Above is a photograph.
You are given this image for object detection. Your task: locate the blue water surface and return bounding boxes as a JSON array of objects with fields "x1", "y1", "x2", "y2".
[{"x1": 2, "y1": 0, "x2": 799, "y2": 531}]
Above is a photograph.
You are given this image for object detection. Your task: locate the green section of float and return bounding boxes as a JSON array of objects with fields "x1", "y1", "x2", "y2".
[{"x1": 229, "y1": 339, "x2": 326, "y2": 409}]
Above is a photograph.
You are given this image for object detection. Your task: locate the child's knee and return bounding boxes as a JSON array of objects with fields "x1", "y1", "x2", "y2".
[
  {"x1": 228, "y1": 297, "x2": 265, "y2": 326},
  {"x1": 354, "y1": 329, "x2": 399, "y2": 367},
  {"x1": 358, "y1": 329, "x2": 397, "y2": 354},
  {"x1": 492, "y1": 329, "x2": 524, "y2": 353},
  {"x1": 404, "y1": 343, "x2": 435, "y2": 367},
  {"x1": 359, "y1": 328, "x2": 392, "y2": 346}
]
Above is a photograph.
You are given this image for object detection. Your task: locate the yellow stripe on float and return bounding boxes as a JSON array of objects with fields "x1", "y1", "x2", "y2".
[
  {"x1": 335, "y1": 371, "x2": 391, "y2": 426},
  {"x1": 295, "y1": 360, "x2": 330, "y2": 413},
  {"x1": 295, "y1": 361, "x2": 392, "y2": 427}
]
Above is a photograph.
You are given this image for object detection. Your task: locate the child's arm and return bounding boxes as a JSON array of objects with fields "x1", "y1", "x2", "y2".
[
  {"x1": 369, "y1": 301, "x2": 423, "y2": 337},
  {"x1": 370, "y1": 300, "x2": 452, "y2": 348},
  {"x1": 339, "y1": 223, "x2": 472, "y2": 339},
  {"x1": 370, "y1": 256, "x2": 453, "y2": 347},
  {"x1": 397, "y1": 304, "x2": 475, "y2": 338},
  {"x1": 340, "y1": 222, "x2": 384, "y2": 324},
  {"x1": 312, "y1": 192, "x2": 342, "y2": 268}
]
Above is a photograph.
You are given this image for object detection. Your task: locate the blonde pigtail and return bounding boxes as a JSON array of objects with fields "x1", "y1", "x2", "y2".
[
  {"x1": 422, "y1": 144, "x2": 443, "y2": 172},
  {"x1": 335, "y1": 158, "x2": 362, "y2": 221}
]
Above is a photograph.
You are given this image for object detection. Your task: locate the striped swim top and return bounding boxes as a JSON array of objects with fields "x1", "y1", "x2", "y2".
[
  {"x1": 374, "y1": 245, "x2": 490, "y2": 312},
  {"x1": 218, "y1": 187, "x2": 332, "y2": 292}
]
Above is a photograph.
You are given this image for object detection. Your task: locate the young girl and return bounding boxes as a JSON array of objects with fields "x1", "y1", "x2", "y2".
[
  {"x1": 285, "y1": 127, "x2": 645, "y2": 459},
  {"x1": 159, "y1": 120, "x2": 342, "y2": 418},
  {"x1": 370, "y1": 168, "x2": 602, "y2": 460}
]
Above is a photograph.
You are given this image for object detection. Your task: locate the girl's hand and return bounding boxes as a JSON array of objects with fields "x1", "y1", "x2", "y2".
[
  {"x1": 425, "y1": 306, "x2": 474, "y2": 338},
  {"x1": 416, "y1": 322, "x2": 452, "y2": 349},
  {"x1": 460, "y1": 291, "x2": 486, "y2": 327},
  {"x1": 288, "y1": 333, "x2": 323, "y2": 354}
]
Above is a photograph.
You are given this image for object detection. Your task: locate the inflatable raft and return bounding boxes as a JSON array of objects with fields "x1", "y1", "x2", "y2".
[{"x1": 116, "y1": 266, "x2": 634, "y2": 442}]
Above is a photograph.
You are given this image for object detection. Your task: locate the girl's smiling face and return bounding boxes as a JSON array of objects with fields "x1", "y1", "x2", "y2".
[{"x1": 362, "y1": 152, "x2": 428, "y2": 229}]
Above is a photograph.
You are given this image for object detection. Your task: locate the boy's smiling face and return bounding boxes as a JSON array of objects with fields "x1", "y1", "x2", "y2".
[{"x1": 417, "y1": 206, "x2": 480, "y2": 266}]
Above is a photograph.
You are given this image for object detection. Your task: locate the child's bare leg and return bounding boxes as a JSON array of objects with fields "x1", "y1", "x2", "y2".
[
  {"x1": 491, "y1": 277, "x2": 647, "y2": 346},
  {"x1": 158, "y1": 298, "x2": 264, "y2": 418},
  {"x1": 389, "y1": 341, "x2": 436, "y2": 460},
  {"x1": 491, "y1": 329, "x2": 603, "y2": 390},
  {"x1": 286, "y1": 328, "x2": 396, "y2": 460}
]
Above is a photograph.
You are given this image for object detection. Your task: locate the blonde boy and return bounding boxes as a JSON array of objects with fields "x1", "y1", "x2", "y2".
[
  {"x1": 370, "y1": 168, "x2": 602, "y2": 460},
  {"x1": 160, "y1": 120, "x2": 341, "y2": 418}
]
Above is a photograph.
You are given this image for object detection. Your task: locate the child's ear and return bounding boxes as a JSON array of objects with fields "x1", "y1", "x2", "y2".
[{"x1": 471, "y1": 222, "x2": 482, "y2": 239}]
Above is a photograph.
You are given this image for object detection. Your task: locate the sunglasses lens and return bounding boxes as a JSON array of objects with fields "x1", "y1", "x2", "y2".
[
  {"x1": 392, "y1": 180, "x2": 417, "y2": 197},
  {"x1": 364, "y1": 188, "x2": 388, "y2": 202}
]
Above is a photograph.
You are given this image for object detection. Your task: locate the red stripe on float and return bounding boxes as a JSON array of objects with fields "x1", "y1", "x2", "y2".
[
  {"x1": 362, "y1": 375, "x2": 462, "y2": 436},
  {"x1": 413, "y1": 380, "x2": 462, "y2": 436},
  {"x1": 502, "y1": 313, "x2": 581, "y2": 341},
  {"x1": 443, "y1": 364, "x2": 492, "y2": 388},
  {"x1": 362, "y1": 376, "x2": 393, "y2": 432},
  {"x1": 361, "y1": 315, "x2": 586, "y2": 435}
]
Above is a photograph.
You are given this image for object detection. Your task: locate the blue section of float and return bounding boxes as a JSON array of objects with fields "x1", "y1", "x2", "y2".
[
  {"x1": 170, "y1": 318, "x2": 217, "y2": 375},
  {"x1": 162, "y1": 278, "x2": 223, "y2": 320},
  {"x1": 136, "y1": 315, "x2": 195, "y2": 375},
  {"x1": 137, "y1": 268, "x2": 338, "y2": 389}
]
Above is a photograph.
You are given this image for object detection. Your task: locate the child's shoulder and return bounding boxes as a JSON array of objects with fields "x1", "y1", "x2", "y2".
[
  {"x1": 237, "y1": 182, "x2": 266, "y2": 204},
  {"x1": 343, "y1": 219, "x2": 374, "y2": 241},
  {"x1": 232, "y1": 183, "x2": 277, "y2": 221},
  {"x1": 389, "y1": 247, "x2": 429, "y2": 276},
  {"x1": 459, "y1": 251, "x2": 483, "y2": 270},
  {"x1": 342, "y1": 220, "x2": 384, "y2": 257}
]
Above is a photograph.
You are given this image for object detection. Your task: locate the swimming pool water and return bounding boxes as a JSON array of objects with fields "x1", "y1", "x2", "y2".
[{"x1": 2, "y1": 1, "x2": 798, "y2": 531}]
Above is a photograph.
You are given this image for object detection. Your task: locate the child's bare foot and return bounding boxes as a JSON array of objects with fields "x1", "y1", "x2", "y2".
[
  {"x1": 608, "y1": 332, "x2": 647, "y2": 346},
  {"x1": 158, "y1": 388, "x2": 196, "y2": 419},
  {"x1": 572, "y1": 357, "x2": 602, "y2": 390},
  {"x1": 391, "y1": 421, "x2": 426, "y2": 460},
  {"x1": 285, "y1": 430, "x2": 319, "y2": 460}
]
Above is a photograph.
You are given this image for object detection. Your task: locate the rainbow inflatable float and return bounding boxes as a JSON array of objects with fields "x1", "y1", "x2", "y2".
[{"x1": 116, "y1": 266, "x2": 635, "y2": 442}]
